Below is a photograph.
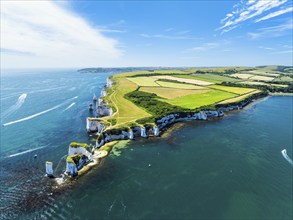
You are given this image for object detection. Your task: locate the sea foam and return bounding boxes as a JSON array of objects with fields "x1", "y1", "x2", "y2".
[
  {"x1": 281, "y1": 149, "x2": 293, "y2": 166},
  {"x1": 2, "y1": 96, "x2": 78, "y2": 127},
  {"x1": 2, "y1": 93, "x2": 27, "y2": 118},
  {"x1": 6, "y1": 146, "x2": 45, "y2": 158}
]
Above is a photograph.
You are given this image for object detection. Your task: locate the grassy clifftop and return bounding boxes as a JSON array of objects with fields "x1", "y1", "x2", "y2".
[{"x1": 100, "y1": 67, "x2": 291, "y2": 130}]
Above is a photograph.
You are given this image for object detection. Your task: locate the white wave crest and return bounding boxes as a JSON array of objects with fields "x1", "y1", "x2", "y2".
[
  {"x1": 281, "y1": 149, "x2": 293, "y2": 166},
  {"x1": 63, "y1": 102, "x2": 76, "y2": 111},
  {"x1": 2, "y1": 96, "x2": 78, "y2": 127},
  {"x1": 2, "y1": 93, "x2": 27, "y2": 118},
  {"x1": 6, "y1": 146, "x2": 45, "y2": 158}
]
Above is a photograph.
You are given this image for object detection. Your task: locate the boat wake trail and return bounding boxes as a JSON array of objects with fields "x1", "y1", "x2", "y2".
[
  {"x1": 281, "y1": 149, "x2": 293, "y2": 166},
  {"x1": 63, "y1": 102, "x2": 76, "y2": 111},
  {"x1": 6, "y1": 146, "x2": 45, "y2": 158},
  {"x1": 2, "y1": 96, "x2": 78, "y2": 127},
  {"x1": 2, "y1": 93, "x2": 27, "y2": 118}
]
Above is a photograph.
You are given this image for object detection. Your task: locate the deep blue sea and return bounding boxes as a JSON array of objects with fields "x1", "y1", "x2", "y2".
[{"x1": 0, "y1": 69, "x2": 292, "y2": 220}]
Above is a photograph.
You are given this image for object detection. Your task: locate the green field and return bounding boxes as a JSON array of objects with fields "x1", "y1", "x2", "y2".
[
  {"x1": 208, "y1": 85, "x2": 256, "y2": 95},
  {"x1": 273, "y1": 76, "x2": 293, "y2": 82},
  {"x1": 218, "y1": 90, "x2": 261, "y2": 104},
  {"x1": 139, "y1": 86, "x2": 209, "y2": 99},
  {"x1": 191, "y1": 73, "x2": 240, "y2": 83},
  {"x1": 160, "y1": 90, "x2": 238, "y2": 109}
]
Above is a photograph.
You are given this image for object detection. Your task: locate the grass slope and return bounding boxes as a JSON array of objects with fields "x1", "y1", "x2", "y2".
[
  {"x1": 208, "y1": 85, "x2": 256, "y2": 95},
  {"x1": 160, "y1": 90, "x2": 237, "y2": 109},
  {"x1": 104, "y1": 77, "x2": 151, "y2": 128},
  {"x1": 218, "y1": 90, "x2": 261, "y2": 104}
]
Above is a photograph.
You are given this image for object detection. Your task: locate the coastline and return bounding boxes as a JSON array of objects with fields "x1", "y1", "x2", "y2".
[
  {"x1": 269, "y1": 92, "x2": 293, "y2": 96},
  {"x1": 50, "y1": 73, "x2": 290, "y2": 188},
  {"x1": 93, "y1": 78, "x2": 268, "y2": 148}
]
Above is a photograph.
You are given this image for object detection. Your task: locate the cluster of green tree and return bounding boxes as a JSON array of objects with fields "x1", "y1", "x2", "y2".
[
  {"x1": 125, "y1": 90, "x2": 188, "y2": 120},
  {"x1": 107, "y1": 118, "x2": 117, "y2": 126},
  {"x1": 194, "y1": 69, "x2": 238, "y2": 75},
  {"x1": 221, "y1": 82, "x2": 293, "y2": 93},
  {"x1": 127, "y1": 72, "x2": 186, "y2": 77},
  {"x1": 276, "y1": 66, "x2": 293, "y2": 73}
]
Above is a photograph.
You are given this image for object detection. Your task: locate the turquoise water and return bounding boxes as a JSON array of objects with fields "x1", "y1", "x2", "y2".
[{"x1": 1, "y1": 69, "x2": 292, "y2": 219}]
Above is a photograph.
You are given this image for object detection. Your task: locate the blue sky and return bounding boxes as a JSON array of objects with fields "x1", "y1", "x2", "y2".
[{"x1": 1, "y1": 0, "x2": 292, "y2": 68}]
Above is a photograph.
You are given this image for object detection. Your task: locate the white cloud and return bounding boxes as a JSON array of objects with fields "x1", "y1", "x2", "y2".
[
  {"x1": 176, "y1": 30, "x2": 191, "y2": 35},
  {"x1": 184, "y1": 43, "x2": 220, "y2": 52},
  {"x1": 271, "y1": 50, "x2": 293, "y2": 54},
  {"x1": 248, "y1": 19, "x2": 293, "y2": 39},
  {"x1": 164, "y1": 28, "x2": 174, "y2": 32},
  {"x1": 255, "y1": 7, "x2": 293, "y2": 22},
  {"x1": 258, "y1": 46, "x2": 274, "y2": 50},
  {"x1": 1, "y1": 1, "x2": 123, "y2": 68},
  {"x1": 179, "y1": 56, "x2": 200, "y2": 60},
  {"x1": 219, "y1": 0, "x2": 289, "y2": 33},
  {"x1": 140, "y1": 33, "x2": 200, "y2": 40}
]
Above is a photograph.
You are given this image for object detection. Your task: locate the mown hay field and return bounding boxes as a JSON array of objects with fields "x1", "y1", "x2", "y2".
[
  {"x1": 160, "y1": 90, "x2": 237, "y2": 109},
  {"x1": 247, "y1": 70, "x2": 279, "y2": 77},
  {"x1": 249, "y1": 75, "x2": 275, "y2": 81},
  {"x1": 139, "y1": 86, "x2": 210, "y2": 99},
  {"x1": 156, "y1": 81, "x2": 207, "y2": 90},
  {"x1": 152, "y1": 75, "x2": 213, "y2": 86},
  {"x1": 171, "y1": 74, "x2": 221, "y2": 83},
  {"x1": 127, "y1": 77, "x2": 160, "y2": 87},
  {"x1": 230, "y1": 73, "x2": 254, "y2": 79}
]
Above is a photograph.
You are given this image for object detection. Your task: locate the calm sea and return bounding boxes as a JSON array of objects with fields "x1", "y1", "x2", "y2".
[{"x1": 0, "y1": 69, "x2": 292, "y2": 220}]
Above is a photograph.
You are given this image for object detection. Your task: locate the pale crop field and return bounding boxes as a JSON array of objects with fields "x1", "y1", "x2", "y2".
[
  {"x1": 126, "y1": 77, "x2": 160, "y2": 87},
  {"x1": 156, "y1": 81, "x2": 208, "y2": 90},
  {"x1": 160, "y1": 90, "x2": 237, "y2": 109},
  {"x1": 230, "y1": 73, "x2": 254, "y2": 79},
  {"x1": 247, "y1": 70, "x2": 279, "y2": 77},
  {"x1": 191, "y1": 73, "x2": 240, "y2": 83},
  {"x1": 208, "y1": 85, "x2": 256, "y2": 95},
  {"x1": 172, "y1": 74, "x2": 222, "y2": 83},
  {"x1": 249, "y1": 75, "x2": 275, "y2": 81},
  {"x1": 139, "y1": 87, "x2": 210, "y2": 99},
  {"x1": 152, "y1": 75, "x2": 214, "y2": 86}
]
